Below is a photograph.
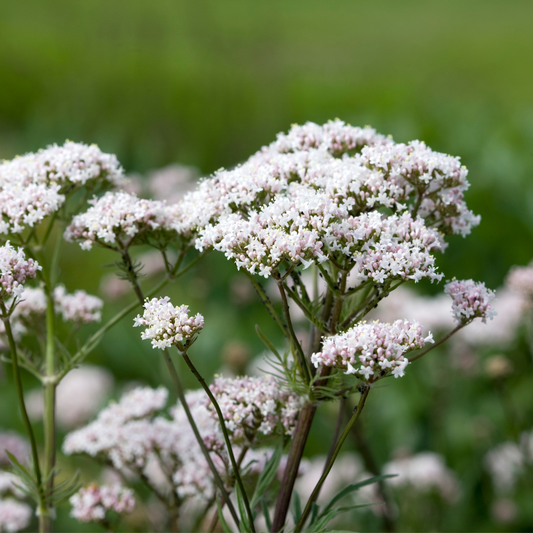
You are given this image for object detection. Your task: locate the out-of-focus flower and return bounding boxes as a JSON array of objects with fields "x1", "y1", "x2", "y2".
[
  {"x1": 0, "y1": 473, "x2": 24, "y2": 499},
  {"x1": 311, "y1": 320, "x2": 432, "y2": 381},
  {"x1": 208, "y1": 375, "x2": 302, "y2": 445},
  {"x1": 53, "y1": 285, "x2": 103, "y2": 324},
  {"x1": 444, "y1": 279, "x2": 496, "y2": 325},
  {"x1": 26, "y1": 365, "x2": 114, "y2": 429},
  {"x1": 0, "y1": 432, "x2": 29, "y2": 467},
  {"x1": 70, "y1": 483, "x2": 135, "y2": 523},
  {"x1": 134, "y1": 297, "x2": 204, "y2": 349},
  {"x1": 147, "y1": 164, "x2": 200, "y2": 204},
  {"x1": 0, "y1": 499, "x2": 32, "y2": 532},
  {"x1": 506, "y1": 261, "x2": 533, "y2": 304},
  {"x1": 383, "y1": 452, "x2": 459, "y2": 502},
  {"x1": 484, "y1": 355, "x2": 513, "y2": 378}
]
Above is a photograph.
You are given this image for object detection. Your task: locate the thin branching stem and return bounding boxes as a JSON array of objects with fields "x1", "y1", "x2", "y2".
[
  {"x1": 295, "y1": 386, "x2": 371, "y2": 532},
  {"x1": 276, "y1": 279, "x2": 311, "y2": 384},
  {"x1": 0, "y1": 304, "x2": 46, "y2": 515},
  {"x1": 180, "y1": 351, "x2": 256, "y2": 533},
  {"x1": 408, "y1": 324, "x2": 463, "y2": 362}
]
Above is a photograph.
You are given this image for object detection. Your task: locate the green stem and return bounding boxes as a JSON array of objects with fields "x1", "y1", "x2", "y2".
[
  {"x1": 58, "y1": 276, "x2": 171, "y2": 380},
  {"x1": 408, "y1": 324, "x2": 463, "y2": 363},
  {"x1": 244, "y1": 271, "x2": 289, "y2": 336},
  {"x1": 180, "y1": 351, "x2": 256, "y2": 533},
  {"x1": 295, "y1": 386, "x2": 371, "y2": 532},
  {"x1": 276, "y1": 280, "x2": 311, "y2": 385},
  {"x1": 0, "y1": 305, "x2": 46, "y2": 515}
]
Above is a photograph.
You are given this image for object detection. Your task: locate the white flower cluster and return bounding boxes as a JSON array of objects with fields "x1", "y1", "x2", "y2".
[
  {"x1": 0, "y1": 473, "x2": 24, "y2": 500},
  {"x1": 383, "y1": 452, "x2": 459, "y2": 502},
  {"x1": 0, "y1": 498, "x2": 32, "y2": 533},
  {"x1": 360, "y1": 140, "x2": 480, "y2": 237},
  {"x1": 0, "y1": 142, "x2": 124, "y2": 234},
  {"x1": 259, "y1": 120, "x2": 389, "y2": 157},
  {"x1": 444, "y1": 279, "x2": 496, "y2": 325},
  {"x1": 64, "y1": 191, "x2": 178, "y2": 250},
  {"x1": 506, "y1": 261, "x2": 533, "y2": 303},
  {"x1": 0, "y1": 285, "x2": 103, "y2": 340},
  {"x1": 484, "y1": 431, "x2": 533, "y2": 494},
  {"x1": 63, "y1": 386, "x2": 168, "y2": 469},
  {"x1": 134, "y1": 297, "x2": 204, "y2": 349},
  {"x1": 64, "y1": 387, "x2": 223, "y2": 502},
  {"x1": 209, "y1": 376, "x2": 303, "y2": 444},
  {"x1": 172, "y1": 120, "x2": 478, "y2": 280},
  {"x1": 69, "y1": 483, "x2": 135, "y2": 523},
  {"x1": 0, "y1": 243, "x2": 41, "y2": 301},
  {"x1": 53, "y1": 285, "x2": 103, "y2": 323},
  {"x1": 311, "y1": 320, "x2": 433, "y2": 381},
  {"x1": 0, "y1": 432, "x2": 29, "y2": 467}
]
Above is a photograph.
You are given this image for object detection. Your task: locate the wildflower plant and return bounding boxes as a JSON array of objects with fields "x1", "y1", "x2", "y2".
[{"x1": 0, "y1": 122, "x2": 496, "y2": 532}]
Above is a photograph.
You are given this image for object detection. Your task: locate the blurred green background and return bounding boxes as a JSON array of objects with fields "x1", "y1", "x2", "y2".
[{"x1": 1, "y1": 1, "x2": 533, "y2": 531}]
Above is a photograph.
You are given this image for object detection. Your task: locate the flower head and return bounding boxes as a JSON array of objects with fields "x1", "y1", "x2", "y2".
[
  {"x1": 134, "y1": 297, "x2": 204, "y2": 349},
  {"x1": 0, "y1": 499, "x2": 32, "y2": 533},
  {"x1": 208, "y1": 376, "x2": 303, "y2": 444},
  {"x1": 444, "y1": 279, "x2": 496, "y2": 324},
  {"x1": 311, "y1": 320, "x2": 432, "y2": 381},
  {"x1": 70, "y1": 484, "x2": 135, "y2": 523},
  {"x1": 64, "y1": 191, "x2": 174, "y2": 250},
  {"x1": 0, "y1": 242, "x2": 41, "y2": 301}
]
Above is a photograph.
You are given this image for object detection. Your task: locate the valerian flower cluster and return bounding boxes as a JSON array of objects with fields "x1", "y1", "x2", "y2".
[{"x1": 0, "y1": 122, "x2": 499, "y2": 532}]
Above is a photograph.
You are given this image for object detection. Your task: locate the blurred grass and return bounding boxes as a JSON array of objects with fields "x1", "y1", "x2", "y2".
[{"x1": 1, "y1": 1, "x2": 533, "y2": 531}]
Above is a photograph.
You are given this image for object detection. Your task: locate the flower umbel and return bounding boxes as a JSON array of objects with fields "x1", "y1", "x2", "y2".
[
  {"x1": 444, "y1": 279, "x2": 496, "y2": 325},
  {"x1": 134, "y1": 297, "x2": 204, "y2": 349},
  {"x1": 70, "y1": 484, "x2": 135, "y2": 524},
  {"x1": 311, "y1": 320, "x2": 433, "y2": 381},
  {"x1": 0, "y1": 242, "x2": 41, "y2": 302}
]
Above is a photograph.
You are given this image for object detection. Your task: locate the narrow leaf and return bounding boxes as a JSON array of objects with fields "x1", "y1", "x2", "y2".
[
  {"x1": 261, "y1": 498, "x2": 272, "y2": 532},
  {"x1": 291, "y1": 490, "x2": 302, "y2": 525},
  {"x1": 320, "y1": 474, "x2": 396, "y2": 518},
  {"x1": 216, "y1": 497, "x2": 234, "y2": 533},
  {"x1": 236, "y1": 483, "x2": 251, "y2": 533},
  {"x1": 250, "y1": 444, "x2": 283, "y2": 509},
  {"x1": 255, "y1": 325, "x2": 281, "y2": 359}
]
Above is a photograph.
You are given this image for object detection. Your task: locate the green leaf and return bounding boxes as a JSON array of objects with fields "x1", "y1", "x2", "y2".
[
  {"x1": 291, "y1": 490, "x2": 302, "y2": 525},
  {"x1": 236, "y1": 483, "x2": 252, "y2": 533},
  {"x1": 255, "y1": 324, "x2": 281, "y2": 359},
  {"x1": 311, "y1": 504, "x2": 376, "y2": 532},
  {"x1": 250, "y1": 444, "x2": 284, "y2": 509},
  {"x1": 320, "y1": 474, "x2": 396, "y2": 518},
  {"x1": 216, "y1": 497, "x2": 234, "y2": 533},
  {"x1": 261, "y1": 498, "x2": 272, "y2": 532}
]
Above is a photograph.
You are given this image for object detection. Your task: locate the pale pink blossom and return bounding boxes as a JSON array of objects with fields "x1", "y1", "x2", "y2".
[
  {"x1": 53, "y1": 285, "x2": 103, "y2": 323},
  {"x1": 0, "y1": 499, "x2": 32, "y2": 532},
  {"x1": 444, "y1": 279, "x2": 496, "y2": 325},
  {"x1": 384, "y1": 452, "x2": 459, "y2": 502},
  {"x1": 134, "y1": 297, "x2": 204, "y2": 349},
  {"x1": 311, "y1": 320, "x2": 432, "y2": 381},
  {"x1": 70, "y1": 484, "x2": 134, "y2": 523},
  {"x1": 25, "y1": 365, "x2": 114, "y2": 429},
  {"x1": 64, "y1": 191, "x2": 174, "y2": 250},
  {"x1": 208, "y1": 376, "x2": 303, "y2": 444},
  {"x1": 0, "y1": 432, "x2": 29, "y2": 467},
  {"x1": 0, "y1": 243, "x2": 41, "y2": 301}
]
